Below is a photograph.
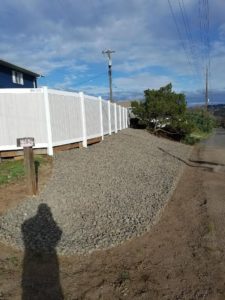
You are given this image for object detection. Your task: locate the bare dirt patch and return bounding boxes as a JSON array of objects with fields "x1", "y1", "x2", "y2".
[
  {"x1": 0, "y1": 157, "x2": 52, "y2": 215},
  {"x1": 0, "y1": 143, "x2": 225, "y2": 299}
]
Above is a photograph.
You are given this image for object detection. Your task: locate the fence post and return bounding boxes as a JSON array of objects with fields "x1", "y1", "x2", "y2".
[
  {"x1": 119, "y1": 105, "x2": 122, "y2": 130},
  {"x1": 121, "y1": 107, "x2": 123, "y2": 129},
  {"x1": 43, "y1": 86, "x2": 53, "y2": 156},
  {"x1": 123, "y1": 108, "x2": 126, "y2": 129},
  {"x1": 108, "y1": 100, "x2": 112, "y2": 135},
  {"x1": 24, "y1": 146, "x2": 37, "y2": 195},
  {"x1": 125, "y1": 108, "x2": 128, "y2": 128},
  {"x1": 98, "y1": 96, "x2": 104, "y2": 140},
  {"x1": 114, "y1": 103, "x2": 118, "y2": 133},
  {"x1": 79, "y1": 92, "x2": 87, "y2": 148},
  {"x1": 122, "y1": 107, "x2": 125, "y2": 129}
]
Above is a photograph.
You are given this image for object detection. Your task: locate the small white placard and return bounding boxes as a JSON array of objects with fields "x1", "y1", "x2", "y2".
[{"x1": 17, "y1": 137, "x2": 35, "y2": 148}]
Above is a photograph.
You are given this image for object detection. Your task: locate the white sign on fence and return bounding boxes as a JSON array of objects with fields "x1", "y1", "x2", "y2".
[{"x1": 17, "y1": 137, "x2": 35, "y2": 148}]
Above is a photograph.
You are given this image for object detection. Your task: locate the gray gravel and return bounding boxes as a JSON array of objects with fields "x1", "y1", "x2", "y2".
[{"x1": 0, "y1": 129, "x2": 191, "y2": 255}]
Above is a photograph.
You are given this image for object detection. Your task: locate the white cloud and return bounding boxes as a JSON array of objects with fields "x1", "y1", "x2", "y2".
[
  {"x1": 114, "y1": 73, "x2": 172, "y2": 93},
  {"x1": 0, "y1": 0, "x2": 224, "y2": 102}
]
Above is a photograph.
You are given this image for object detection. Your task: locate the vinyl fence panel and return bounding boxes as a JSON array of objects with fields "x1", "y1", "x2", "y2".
[
  {"x1": 0, "y1": 88, "x2": 127, "y2": 155},
  {"x1": 84, "y1": 95, "x2": 101, "y2": 139},
  {"x1": 116, "y1": 105, "x2": 120, "y2": 130},
  {"x1": 123, "y1": 107, "x2": 126, "y2": 129},
  {"x1": 48, "y1": 89, "x2": 83, "y2": 146},
  {"x1": 102, "y1": 100, "x2": 109, "y2": 135},
  {"x1": 110, "y1": 103, "x2": 115, "y2": 132},
  {"x1": 0, "y1": 89, "x2": 48, "y2": 150}
]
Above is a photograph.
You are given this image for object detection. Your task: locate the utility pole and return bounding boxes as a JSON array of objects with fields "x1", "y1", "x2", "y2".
[
  {"x1": 102, "y1": 49, "x2": 115, "y2": 102},
  {"x1": 205, "y1": 65, "x2": 208, "y2": 112}
]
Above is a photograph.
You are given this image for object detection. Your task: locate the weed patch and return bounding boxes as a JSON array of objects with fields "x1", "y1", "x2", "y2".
[{"x1": 0, "y1": 155, "x2": 49, "y2": 186}]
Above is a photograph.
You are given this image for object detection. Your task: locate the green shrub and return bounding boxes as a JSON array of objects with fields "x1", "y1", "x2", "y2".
[
  {"x1": 182, "y1": 135, "x2": 200, "y2": 145},
  {"x1": 131, "y1": 84, "x2": 216, "y2": 144},
  {"x1": 186, "y1": 110, "x2": 216, "y2": 133}
]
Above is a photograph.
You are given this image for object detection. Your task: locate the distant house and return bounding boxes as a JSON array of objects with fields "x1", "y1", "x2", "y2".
[
  {"x1": 120, "y1": 100, "x2": 144, "y2": 128},
  {"x1": 119, "y1": 101, "x2": 133, "y2": 116},
  {"x1": 119, "y1": 100, "x2": 140, "y2": 117},
  {"x1": 119, "y1": 101, "x2": 134, "y2": 127},
  {"x1": 0, "y1": 59, "x2": 41, "y2": 89}
]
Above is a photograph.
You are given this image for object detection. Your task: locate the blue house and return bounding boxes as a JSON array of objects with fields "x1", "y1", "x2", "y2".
[{"x1": 0, "y1": 59, "x2": 41, "y2": 88}]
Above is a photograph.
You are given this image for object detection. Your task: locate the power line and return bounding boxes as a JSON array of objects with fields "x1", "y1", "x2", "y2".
[
  {"x1": 75, "y1": 72, "x2": 106, "y2": 87},
  {"x1": 198, "y1": 0, "x2": 208, "y2": 102},
  {"x1": 199, "y1": 0, "x2": 211, "y2": 104},
  {"x1": 178, "y1": 0, "x2": 203, "y2": 82},
  {"x1": 199, "y1": 0, "x2": 210, "y2": 67},
  {"x1": 167, "y1": 0, "x2": 198, "y2": 78}
]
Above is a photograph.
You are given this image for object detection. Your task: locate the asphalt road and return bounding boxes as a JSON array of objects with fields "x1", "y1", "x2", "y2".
[
  {"x1": 198, "y1": 128, "x2": 225, "y2": 168},
  {"x1": 197, "y1": 127, "x2": 225, "y2": 298},
  {"x1": 202, "y1": 127, "x2": 225, "y2": 148}
]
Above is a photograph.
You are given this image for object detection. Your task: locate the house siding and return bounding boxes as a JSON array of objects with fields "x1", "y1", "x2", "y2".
[{"x1": 0, "y1": 65, "x2": 37, "y2": 88}]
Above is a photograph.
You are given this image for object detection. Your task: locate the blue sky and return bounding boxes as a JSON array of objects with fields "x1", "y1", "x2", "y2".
[{"x1": 0, "y1": 0, "x2": 225, "y2": 105}]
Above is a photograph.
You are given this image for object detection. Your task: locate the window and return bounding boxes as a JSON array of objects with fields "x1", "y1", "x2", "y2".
[{"x1": 12, "y1": 70, "x2": 24, "y2": 85}]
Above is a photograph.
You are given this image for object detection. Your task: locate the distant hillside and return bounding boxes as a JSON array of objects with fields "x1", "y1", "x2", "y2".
[
  {"x1": 208, "y1": 104, "x2": 225, "y2": 127},
  {"x1": 208, "y1": 104, "x2": 225, "y2": 118}
]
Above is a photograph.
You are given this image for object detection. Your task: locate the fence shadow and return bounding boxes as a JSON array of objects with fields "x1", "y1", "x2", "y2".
[
  {"x1": 21, "y1": 203, "x2": 63, "y2": 300},
  {"x1": 189, "y1": 159, "x2": 225, "y2": 167},
  {"x1": 158, "y1": 147, "x2": 213, "y2": 171}
]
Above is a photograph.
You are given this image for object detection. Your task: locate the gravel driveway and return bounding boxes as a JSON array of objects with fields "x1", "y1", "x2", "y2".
[{"x1": 0, "y1": 129, "x2": 191, "y2": 255}]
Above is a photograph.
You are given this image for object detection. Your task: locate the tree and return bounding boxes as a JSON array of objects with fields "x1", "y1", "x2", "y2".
[{"x1": 131, "y1": 83, "x2": 191, "y2": 139}]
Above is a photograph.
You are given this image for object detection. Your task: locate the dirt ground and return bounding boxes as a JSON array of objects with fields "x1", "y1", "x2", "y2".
[
  {"x1": 0, "y1": 140, "x2": 225, "y2": 299},
  {"x1": 0, "y1": 157, "x2": 52, "y2": 215}
]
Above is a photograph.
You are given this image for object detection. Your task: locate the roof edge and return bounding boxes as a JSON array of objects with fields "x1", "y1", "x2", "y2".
[{"x1": 0, "y1": 59, "x2": 43, "y2": 77}]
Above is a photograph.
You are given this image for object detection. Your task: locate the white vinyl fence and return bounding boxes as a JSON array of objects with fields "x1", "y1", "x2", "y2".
[{"x1": 0, "y1": 87, "x2": 128, "y2": 155}]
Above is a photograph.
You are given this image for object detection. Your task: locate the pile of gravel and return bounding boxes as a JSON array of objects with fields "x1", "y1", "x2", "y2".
[{"x1": 0, "y1": 129, "x2": 191, "y2": 255}]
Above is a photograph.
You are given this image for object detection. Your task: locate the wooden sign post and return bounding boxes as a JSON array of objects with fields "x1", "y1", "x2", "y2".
[{"x1": 17, "y1": 137, "x2": 37, "y2": 195}]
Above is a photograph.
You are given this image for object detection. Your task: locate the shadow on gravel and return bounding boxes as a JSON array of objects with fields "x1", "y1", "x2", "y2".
[
  {"x1": 189, "y1": 159, "x2": 225, "y2": 167},
  {"x1": 158, "y1": 147, "x2": 213, "y2": 171},
  {"x1": 21, "y1": 203, "x2": 63, "y2": 300},
  {"x1": 34, "y1": 161, "x2": 40, "y2": 193}
]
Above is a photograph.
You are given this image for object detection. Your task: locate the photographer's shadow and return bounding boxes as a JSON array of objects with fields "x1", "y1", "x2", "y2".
[{"x1": 21, "y1": 203, "x2": 63, "y2": 300}]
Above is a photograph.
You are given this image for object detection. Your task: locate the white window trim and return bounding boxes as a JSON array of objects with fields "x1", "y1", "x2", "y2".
[
  {"x1": 12, "y1": 70, "x2": 24, "y2": 85},
  {"x1": 12, "y1": 70, "x2": 16, "y2": 83}
]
